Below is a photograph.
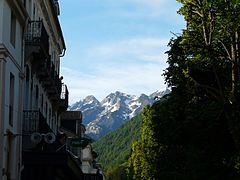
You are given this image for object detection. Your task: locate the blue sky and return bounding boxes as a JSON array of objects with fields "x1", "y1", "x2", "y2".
[{"x1": 59, "y1": 0, "x2": 185, "y2": 104}]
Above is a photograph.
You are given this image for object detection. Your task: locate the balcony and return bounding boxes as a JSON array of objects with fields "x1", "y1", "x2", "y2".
[
  {"x1": 59, "y1": 84, "x2": 69, "y2": 111},
  {"x1": 22, "y1": 110, "x2": 52, "y2": 134},
  {"x1": 34, "y1": 57, "x2": 62, "y2": 103},
  {"x1": 25, "y1": 20, "x2": 49, "y2": 59}
]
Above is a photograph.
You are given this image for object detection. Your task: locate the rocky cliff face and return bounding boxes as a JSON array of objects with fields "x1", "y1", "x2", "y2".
[{"x1": 69, "y1": 89, "x2": 170, "y2": 139}]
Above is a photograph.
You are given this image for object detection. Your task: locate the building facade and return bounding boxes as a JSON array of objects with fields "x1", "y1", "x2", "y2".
[
  {"x1": 0, "y1": 0, "x2": 68, "y2": 179},
  {"x1": 0, "y1": 0, "x2": 27, "y2": 179},
  {"x1": 0, "y1": 1, "x2": 104, "y2": 179},
  {"x1": 61, "y1": 111, "x2": 105, "y2": 179}
]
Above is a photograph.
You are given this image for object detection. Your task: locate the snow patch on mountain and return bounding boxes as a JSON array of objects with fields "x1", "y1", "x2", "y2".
[{"x1": 69, "y1": 89, "x2": 170, "y2": 139}]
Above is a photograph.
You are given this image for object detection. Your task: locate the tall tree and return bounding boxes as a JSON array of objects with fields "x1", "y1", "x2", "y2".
[
  {"x1": 127, "y1": 141, "x2": 143, "y2": 180},
  {"x1": 177, "y1": 0, "x2": 240, "y2": 151},
  {"x1": 128, "y1": 1, "x2": 240, "y2": 179}
]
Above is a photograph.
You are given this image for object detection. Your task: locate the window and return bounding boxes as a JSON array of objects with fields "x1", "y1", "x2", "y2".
[
  {"x1": 6, "y1": 133, "x2": 13, "y2": 179},
  {"x1": 10, "y1": 11, "x2": 16, "y2": 47},
  {"x1": 35, "y1": 85, "x2": 39, "y2": 109},
  {"x1": 40, "y1": 94, "x2": 43, "y2": 113},
  {"x1": 24, "y1": 66, "x2": 30, "y2": 109},
  {"x1": 30, "y1": 81, "x2": 33, "y2": 108},
  {"x1": 29, "y1": 0, "x2": 32, "y2": 15},
  {"x1": 49, "y1": 108, "x2": 51, "y2": 121},
  {"x1": 33, "y1": 4, "x2": 36, "y2": 20},
  {"x1": 9, "y1": 73, "x2": 15, "y2": 126},
  {"x1": 49, "y1": 108, "x2": 52, "y2": 128},
  {"x1": 45, "y1": 102, "x2": 48, "y2": 120}
]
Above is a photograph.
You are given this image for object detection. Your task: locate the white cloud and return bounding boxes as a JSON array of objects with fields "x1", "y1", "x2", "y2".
[
  {"x1": 61, "y1": 37, "x2": 170, "y2": 104},
  {"x1": 62, "y1": 61, "x2": 167, "y2": 105},
  {"x1": 59, "y1": 1, "x2": 184, "y2": 105},
  {"x1": 87, "y1": 37, "x2": 169, "y2": 63}
]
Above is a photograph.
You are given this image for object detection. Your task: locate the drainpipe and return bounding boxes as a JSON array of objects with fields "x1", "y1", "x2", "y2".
[{"x1": 60, "y1": 48, "x2": 66, "y2": 57}]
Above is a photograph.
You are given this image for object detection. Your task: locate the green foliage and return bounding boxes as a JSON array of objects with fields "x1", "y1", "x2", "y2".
[
  {"x1": 176, "y1": 0, "x2": 240, "y2": 151},
  {"x1": 128, "y1": 90, "x2": 239, "y2": 179},
  {"x1": 105, "y1": 163, "x2": 128, "y2": 180},
  {"x1": 92, "y1": 115, "x2": 142, "y2": 179},
  {"x1": 127, "y1": 141, "x2": 143, "y2": 180},
  {"x1": 163, "y1": 37, "x2": 188, "y2": 89},
  {"x1": 127, "y1": 1, "x2": 240, "y2": 179},
  {"x1": 93, "y1": 1, "x2": 240, "y2": 179}
]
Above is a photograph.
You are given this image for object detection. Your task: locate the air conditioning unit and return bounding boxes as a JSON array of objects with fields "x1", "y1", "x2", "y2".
[
  {"x1": 31, "y1": 132, "x2": 56, "y2": 144},
  {"x1": 30, "y1": 132, "x2": 42, "y2": 144},
  {"x1": 44, "y1": 132, "x2": 56, "y2": 144}
]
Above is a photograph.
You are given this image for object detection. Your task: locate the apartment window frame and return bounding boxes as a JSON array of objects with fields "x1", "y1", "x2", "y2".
[
  {"x1": 45, "y1": 102, "x2": 48, "y2": 121},
  {"x1": 25, "y1": 66, "x2": 30, "y2": 109},
  {"x1": 9, "y1": 73, "x2": 15, "y2": 126},
  {"x1": 35, "y1": 85, "x2": 39, "y2": 109},
  {"x1": 10, "y1": 11, "x2": 16, "y2": 47}
]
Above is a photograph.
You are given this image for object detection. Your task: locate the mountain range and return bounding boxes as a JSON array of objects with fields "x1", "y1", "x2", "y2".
[{"x1": 69, "y1": 89, "x2": 170, "y2": 139}]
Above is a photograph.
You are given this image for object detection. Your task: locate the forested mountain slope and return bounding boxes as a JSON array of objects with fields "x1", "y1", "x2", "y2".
[
  {"x1": 92, "y1": 114, "x2": 141, "y2": 171},
  {"x1": 69, "y1": 90, "x2": 170, "y2": 139}
]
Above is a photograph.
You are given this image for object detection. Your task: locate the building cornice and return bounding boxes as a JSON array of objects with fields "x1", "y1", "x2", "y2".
[
  {"x1": 49, "y1": 0, "x2": 66, "y2": 51},
  {"x1": 6, "y1": 0, "x2": 28, "y2": 25},
  {"x1": 0, "y1": 44, "x2": 23, "y2": 72},
  {"x1": 0, "y1": 44, "x2": 10, "y2": 59},
  {"x1": 39, "y1": 0, "x2": 66, "y2": 54}
]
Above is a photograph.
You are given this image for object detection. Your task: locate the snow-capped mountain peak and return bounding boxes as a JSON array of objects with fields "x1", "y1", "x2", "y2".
[
  {"x1": 83, "y1": 95, "x2": 100, "y2": 106},
  {"x1": 69, "y1": 89, "x2": 170, "y2": 139}
]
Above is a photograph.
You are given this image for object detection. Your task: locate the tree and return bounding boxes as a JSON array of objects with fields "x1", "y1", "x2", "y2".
[
  {"x1": 128, "y1": 1, "x2": 240, "y2": 179},
  {"x1": 177, "y1": 0, "x2": 240, "y2": 151},
  {"x1": 128, "y1": 28, "x2": 239, "y2": 180},
  {"x1": 127, "y1": 141, "x2": 143, "y2": 180}
]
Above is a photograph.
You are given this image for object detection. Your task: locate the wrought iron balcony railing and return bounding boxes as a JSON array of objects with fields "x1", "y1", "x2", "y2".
[
  {"x1": 34, "y1": 58, "x2": 63, "y2": 102},
  {"x1": 60, "y1": 84, "x2": 69, "y2": 109},
  {"x1": 23, "y1": 110, "x2": 51, "y2": 134},
  {"x1": 25, "y1": 20, "x2": 49, "y2": 51},
  {"x1": 25, "y1": 20, "x2": 49, "y2": 60}
]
